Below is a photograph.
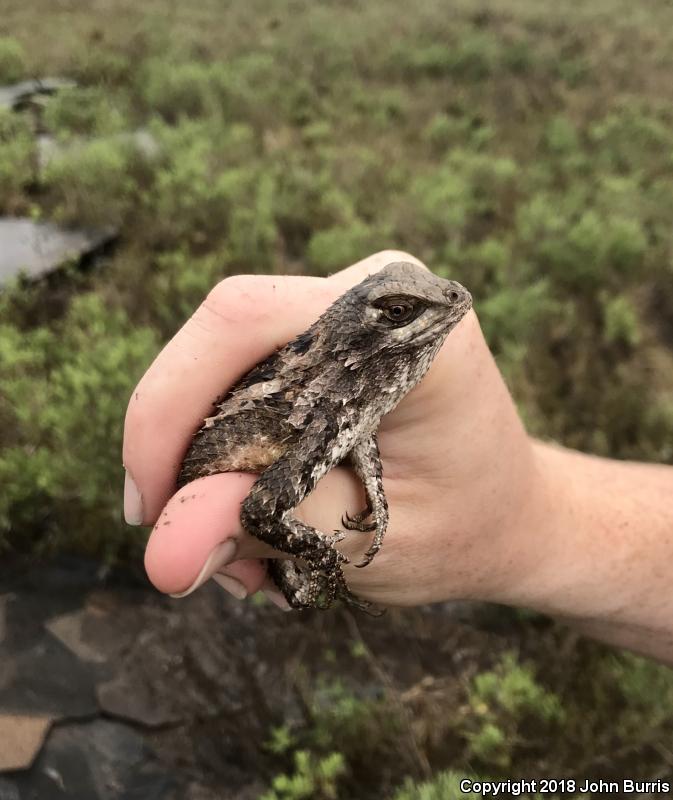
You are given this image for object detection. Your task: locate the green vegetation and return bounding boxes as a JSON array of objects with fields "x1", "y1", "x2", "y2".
[
  {"x1": 2, "y1": 0, "x2": 673, "y2": 795},
  {"x1": 254, "y1": 643, "x2": 673, "y2": 798},
  {"x1": 2, "y1": 0, "x2": 672, "y2": 558},
  {"x1": 465, "y1": 652, "x2": 565, "y2": 768},
  {"x1": 0, "y1": 36, "x2": 25, "y2": 83},
  {"x1": 261, "y1": 750, "x2": 346, "y2": 800},
  {"x1": 0, "y1": 293, "x2": 158, "y2": 558},
  {"x1": 392, "y1": 772, "x2": 473, "y2": 800}
]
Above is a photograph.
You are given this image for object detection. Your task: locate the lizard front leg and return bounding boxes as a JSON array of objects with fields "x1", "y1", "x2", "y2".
[
  {"x1": 344, "y1": 434, "x2": 389, "y2": 569},
  {"x1": 240, "y1": 433, "x2": 351, "y2": 609}
]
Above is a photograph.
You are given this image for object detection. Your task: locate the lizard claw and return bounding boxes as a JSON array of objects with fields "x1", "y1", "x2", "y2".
[
  {"x1": 337, "y1": 588, "x2": 386, "y2": 616},
  {"x1": 354, "y1": 545, "x2": 380, "y2": 569},
  {"x1": 342, "y1": 507, "x2": 377, "y2": 531},
  {"x1": 341, "y1": 513, "x2": 377, "y2": 532}
]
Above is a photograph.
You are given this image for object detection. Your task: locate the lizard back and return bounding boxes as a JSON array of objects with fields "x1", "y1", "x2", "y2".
[{"x1": 177, "y1": 334, "x2": 322, "y2": 487}]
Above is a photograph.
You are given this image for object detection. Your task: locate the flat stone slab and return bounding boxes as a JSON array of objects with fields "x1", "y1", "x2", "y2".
[
  {"x1": 7, "y1": 720, "x2": 177, "y2": 799},
  {"x1": 0, "y1": 592, "x2": 98, "y2": 720},
  {"x1": 0, "y1": 218, "x2": 115, "y2": 286},
  {"x1": 45, "y1": 610, "x2": 109, "y2": 665},
  {"x1": 0, "y1": 559, "x2": 511, "y2": 800},
  {"x1": 0, "y1": 78, "x2": 75, "y2": 110},
  {"x1": 0, "y1": 715, "x2": 52, "y2": 772},
  {"x1": 0, "y1": 595, "x2": 10, "y2": 643}
]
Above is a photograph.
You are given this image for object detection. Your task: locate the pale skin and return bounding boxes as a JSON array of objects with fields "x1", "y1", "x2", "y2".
[{"x1": 122, "y1": 250, "x2": 673, "y2": 664}]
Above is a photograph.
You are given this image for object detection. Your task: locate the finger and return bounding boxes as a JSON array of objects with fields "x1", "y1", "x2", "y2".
[
  {"x1": 144, "y1": 472, "x2": 273, "y2": 596},
  {"x1": 123, "y1": 250, "x2": 422, "y2": 524},
  {"x1": 124, "y1": 274, "x2": 331, "y2": 524},
  {"x1": 145, "y1": 449, "x2": 366, "y2": 597}
]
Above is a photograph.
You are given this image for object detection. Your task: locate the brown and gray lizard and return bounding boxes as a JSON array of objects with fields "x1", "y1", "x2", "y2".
[{"x1": 177, "y1": 262, "x2": 472, "y2": 612}]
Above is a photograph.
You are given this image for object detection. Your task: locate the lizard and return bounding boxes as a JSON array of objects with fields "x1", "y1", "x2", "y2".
[{"x1": 177, "y1": 262, "x2": 472, "y2": 613}]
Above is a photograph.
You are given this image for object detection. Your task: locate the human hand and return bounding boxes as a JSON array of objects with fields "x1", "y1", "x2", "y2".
[{"x1": 123, "y1": 250, "x2": 544, "y2": 609}]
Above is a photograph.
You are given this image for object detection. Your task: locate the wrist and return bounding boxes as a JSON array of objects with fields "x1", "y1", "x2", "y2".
[
  {"x1": 494, "y1": 440, "x2": 673, "y2": 629},
  {"x1": 488, "y1": 439, "x2": 580, "y2": 612}
]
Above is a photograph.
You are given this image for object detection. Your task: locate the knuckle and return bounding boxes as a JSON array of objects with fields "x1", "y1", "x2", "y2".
[
  {"x1": 372, "y1": 249, "x2": 427, "y2": 270},
  {"x1": 198, "y1": 274, "x2": 278, "y2": 331},
  {"x1": 205, "y1": 274, "x2": 260, "y2": 316}
]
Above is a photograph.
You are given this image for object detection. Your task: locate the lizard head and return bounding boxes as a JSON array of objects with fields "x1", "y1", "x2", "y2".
[
  {"x1": 351, "y1": 261, "x2": 472, "y2": 353},
  {"x1": 288, "y1": 261, "x2": 471, "y2": 383}
]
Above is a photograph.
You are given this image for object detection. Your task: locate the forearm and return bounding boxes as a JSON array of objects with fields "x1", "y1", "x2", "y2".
[{"x1": 506, "y1": 440, "x2": 673, "y2": 662}]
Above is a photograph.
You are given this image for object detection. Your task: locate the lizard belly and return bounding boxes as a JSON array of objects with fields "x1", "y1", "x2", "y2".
[{"x1": 177, "y1": 412, "x2": 290, "y2": 487}]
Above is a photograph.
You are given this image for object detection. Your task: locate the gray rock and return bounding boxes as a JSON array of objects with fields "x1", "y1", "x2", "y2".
[
  {"x1": 7, "y1": 720, "x2": 178, "y2": 799},
  {"x1": 97, "y1": 672, "x2": 183, "y2": 728},
  {"x1": 0, "y1": 595, "x2": 10, "y2": 644},
  {"x1": 45, "y1": 610, "x2": 108, "y2": 665},
  {"x1": 0, "y1": 777, "x2": 21, "y2": 800},
  {"x1": 0, "y1": 78, "x2": 76, "y2": 111},
  {"x1": 0, "y1": 597, "x2": 98, "y2": 719},
  {"x1": 0, "y1": 218, "x2": 116, "y2": 286}
]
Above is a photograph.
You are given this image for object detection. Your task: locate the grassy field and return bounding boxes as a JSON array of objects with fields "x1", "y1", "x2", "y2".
[{"x1": 2, "y1": 0, "x2": 673, "y2": 796}]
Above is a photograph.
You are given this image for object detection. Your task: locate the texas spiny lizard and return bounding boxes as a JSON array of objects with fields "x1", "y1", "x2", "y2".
[{"x1": 177, "y1": 262, "x2": 472, "y2": 612}]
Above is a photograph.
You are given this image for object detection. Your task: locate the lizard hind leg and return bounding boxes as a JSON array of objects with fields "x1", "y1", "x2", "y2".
[
  {"x1": 268, "y1": 552, "x2": 345, "y2": 611},
  {"x1": 268, "y1": 558, "x2": 382, "y2": 615},
  {"x1": 268, "y1": 560, "x2": 329, "y2": 609}
]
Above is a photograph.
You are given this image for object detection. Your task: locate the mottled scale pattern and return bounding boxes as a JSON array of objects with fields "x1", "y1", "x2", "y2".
[{"x1": 177, "y1": 262, "x2": 472, "y2": 612}]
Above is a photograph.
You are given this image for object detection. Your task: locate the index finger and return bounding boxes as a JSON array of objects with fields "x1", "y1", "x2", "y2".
[{"x1": 122, "y1": 250, "x2": 420, "y2": 524}]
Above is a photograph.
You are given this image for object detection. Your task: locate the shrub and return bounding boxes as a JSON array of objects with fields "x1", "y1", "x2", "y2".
[
  {"x1": 607, "y1": 653, "x2": 673, "y2": 738},
  {"x1": 261, "y1": 751, "x2": 346, "y2": 800},
  {"x1": 151, "y1": 249, "x2": 230, "y2": 332},
  {"x1": 42, "y1": 86, "x2": 128, "y2": 136},
  {"x1": 307, "y1": 221, "x2": 384, "y2": 274},
  {"x1": 411, "y1": 151, "x2": 517, "y2": 244},
  {"x1": 0, "y1": 108, "x2": 34, "y2": 210},
  {"x1": 502, "y1": 40, "x2": 536, "y2": 74},
  {"x1": 543, "y1": 116, "x2": 579, "y2": 155},
  {"x1": 601, "y1": 294, "x2": 641, "y2": 346},
  {"x1": 141, "y1": 59, "x2": 217, "y2": 120},
  {"x1": 42, "y1": 136, "x2": 140, "y2": 227},
  {"x1": 0, "y1": 37, "x2": 25, "y2": 83},
  {"x1": 589, "y1": 106, "x2": 673, "y2": 173},
  {"x1": 70, "y1": 47, "x2": 134, "y2": 86},
  {"x1": 0, "y1": 294, "x2": 158, "y2": 560},
  {"x1": 398, "y1": 33, "x2": 497, "y2": 80},
  {"x1": 464, "y1": 652, "x2": 565, "y2": 768},
  {"x1": 392, "y1": 771, "x2": 474, "y2": 800},
  {"x1": 146, "y1": 119, "x2": 268, "y2": 250},
  {"x1": 516, "y1": 196, "x2": 647, "y2": 289}
]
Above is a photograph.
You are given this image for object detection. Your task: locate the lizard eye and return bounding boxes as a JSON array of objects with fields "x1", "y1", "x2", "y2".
[
  {"x1": 387, "y1": 303, "x2": 411, "y2": 320},
  {"x1": 373, "y1": 296, "x2": 422, "y2": 325}
]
